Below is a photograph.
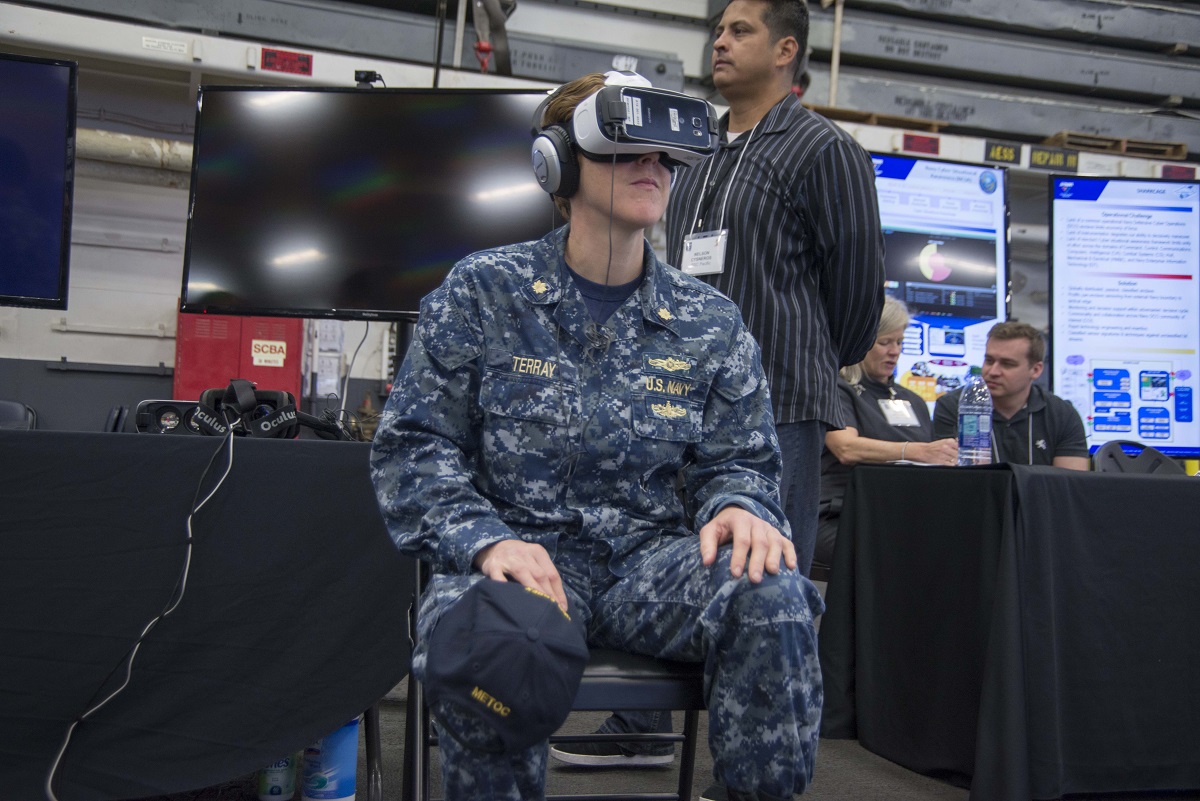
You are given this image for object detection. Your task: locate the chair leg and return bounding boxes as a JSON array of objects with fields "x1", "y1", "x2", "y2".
[
  {"x1": 364, "y1": 702, "x2": 383, "y2": 801},
  {"x1": 677, "y1": 709, "x2": 699, "y2": 801},
  {"x1": 403, "y1": 676, "x2": 429, "y2": 801}
]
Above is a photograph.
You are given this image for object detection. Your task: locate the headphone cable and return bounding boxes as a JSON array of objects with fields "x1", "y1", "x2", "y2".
[
  {"x1": 605, "y1": 145, "x2": 617, "y2": 288},
  {"x1": 44, "y1": 430, "x2": 236, "y2": 801}
]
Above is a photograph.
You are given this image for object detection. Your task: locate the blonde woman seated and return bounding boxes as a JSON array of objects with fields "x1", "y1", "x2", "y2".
[{"x1": 814, "y1": 297, "x2": 958, "y2": 572}]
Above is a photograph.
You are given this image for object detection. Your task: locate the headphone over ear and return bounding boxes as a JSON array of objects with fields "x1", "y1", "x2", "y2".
[{"x1": 530, "y1": 90, "x2": 579, "y2": 199}]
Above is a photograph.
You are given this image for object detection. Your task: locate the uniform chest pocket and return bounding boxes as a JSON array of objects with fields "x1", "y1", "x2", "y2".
[
  {"x1": 631, "y1": 393, "x2": 702, "y2": 442},
  {"x1": 480, "y1": 371, "x2": 575, "y2": 428}
]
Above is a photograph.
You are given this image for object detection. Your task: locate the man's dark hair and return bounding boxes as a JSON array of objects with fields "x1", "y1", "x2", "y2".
[
  {"x1": 988, "y1": 321, "x2": 1046, "y2": 365},
  {"x1": 755, "y1": 0, "x2": 810, "y2": 82}
]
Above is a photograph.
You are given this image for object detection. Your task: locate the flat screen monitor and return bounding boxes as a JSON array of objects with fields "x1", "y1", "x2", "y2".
[
  {"x1": 0, "y1": 51, "x2": 77, "y2": 310},
  {"x1": 1050, "y1": 175, "x2": 1200, "y2": 457},
  {"x1": 180, "y1": 87, "x2": 563, "y2": 321},
  {"x1": 871, "y1": 153, "x2": 1010, "y2": 407}
]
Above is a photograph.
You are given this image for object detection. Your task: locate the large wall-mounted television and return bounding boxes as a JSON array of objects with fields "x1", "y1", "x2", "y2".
[
  {"x1": 0, "y1": 51, "x2": 77, "y2": 310},
  {"x1": 180, "y1": 86, "x2": 563, "y2": 322},
  {"x1": 871, "y1": 153, "x2": 1010, "y2": 407},
  {"x1": 1050, "y1": 175, "x2": 1200, "y2": 457}
]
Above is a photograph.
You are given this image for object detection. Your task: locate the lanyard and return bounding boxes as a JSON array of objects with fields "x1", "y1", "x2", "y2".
[{"x1": 689, "y1": 119, "x2": 761, "y2": 234}]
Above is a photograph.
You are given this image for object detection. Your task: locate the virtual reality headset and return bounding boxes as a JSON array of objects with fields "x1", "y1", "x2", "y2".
[{"x1": 571, "y1": 71, "x2": 718, "y2": 168}]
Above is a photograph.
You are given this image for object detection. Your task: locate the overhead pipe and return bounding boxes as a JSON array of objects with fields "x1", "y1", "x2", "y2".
[
  {"x1": 74, "y1": 128, "x2": 192, "y2": 188},
  {"x1": 822, "y1": 0, "x2": 845, "y2": 107}
]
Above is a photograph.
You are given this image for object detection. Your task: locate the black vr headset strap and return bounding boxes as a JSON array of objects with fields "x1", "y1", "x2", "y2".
[
  {"x1": 248, "y1": 400, "x2": 300, "y2": 439},
  {"x1": 191, "y1": 403, "x2": 230, "y2": 437},
  {"x1": 223, "y1": 379, "x2": 259, "y2": 420}
]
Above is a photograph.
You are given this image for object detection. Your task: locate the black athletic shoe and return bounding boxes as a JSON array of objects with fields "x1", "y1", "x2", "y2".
[{"x1": 549, "y1": 739, "x2": 674, "y2": 767}]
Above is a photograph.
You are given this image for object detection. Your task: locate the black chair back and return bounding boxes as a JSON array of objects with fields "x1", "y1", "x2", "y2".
[
  {"x1": 104, "y1": 404, "x2": 129, "y2": 432},
  {"x1": 1093, "y1": 440, "x2": 1186, "y2": 475},
  {"x1": 0, "y1": 400, "x2": 36, "y2": 430}
]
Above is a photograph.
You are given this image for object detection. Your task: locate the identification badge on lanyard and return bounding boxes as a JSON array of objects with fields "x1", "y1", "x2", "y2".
[
  {"x1": 878, "y1": 399, "x2": 921, "y2": 427},
  {"x1": 680, "y1": 230, "x2": 727, "y2": 276}
]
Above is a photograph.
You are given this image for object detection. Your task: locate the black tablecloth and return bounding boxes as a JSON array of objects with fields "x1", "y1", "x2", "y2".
[
  {"x1": 819, "y1": 463, "x2": 1200, "y2": 801},
  {"x1": 0, "y1": 431, "x2": 413, "y2": 801}
]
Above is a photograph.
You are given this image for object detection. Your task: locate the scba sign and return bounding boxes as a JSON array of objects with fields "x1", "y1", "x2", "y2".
[{"x1": 251, "y1": 339, "x2": 287, "y2": 367}]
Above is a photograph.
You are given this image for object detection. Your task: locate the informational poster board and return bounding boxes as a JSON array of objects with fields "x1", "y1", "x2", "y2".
[
  {"x1": 872, "y1": 154, "x2": 1009, "y2": 407},
  {"x1": 1050, "y1": 177, "x2": 1200, "y2": 456}
]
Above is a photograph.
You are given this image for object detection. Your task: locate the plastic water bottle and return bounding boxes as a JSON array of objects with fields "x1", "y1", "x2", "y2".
[
  {"x1": 301, "y1": 718, "x2": 359, "y2": 801},
  {"x1": 257, "y1": 753, "x2": 299, "y2": 800},
  {"x1": 957, "y1": 366, "x2": 993, "y2": 466}
]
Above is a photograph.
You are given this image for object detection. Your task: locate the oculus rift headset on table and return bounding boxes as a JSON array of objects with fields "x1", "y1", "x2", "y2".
[{"x1": 194, "y1": 378, "x2": 351, "y2": 440}]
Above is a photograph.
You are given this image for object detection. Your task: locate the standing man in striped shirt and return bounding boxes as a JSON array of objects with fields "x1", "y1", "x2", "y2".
[
  {"x1": 668, "y1": 0, "x2": 885, "y2": 580},
  {"x1": 549, "y1": 2, "x2": 885, "y2": 790}
]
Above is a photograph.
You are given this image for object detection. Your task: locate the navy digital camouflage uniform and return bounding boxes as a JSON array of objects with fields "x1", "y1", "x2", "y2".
[{"x1": 371, "y1": 226, "x2": 824, "y2": 800}]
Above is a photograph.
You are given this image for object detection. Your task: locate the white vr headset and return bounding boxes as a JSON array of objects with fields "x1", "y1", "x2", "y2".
[
  {"x1": 532, "y1": 71, "x2": 719, "y2": 198},
  {"x1": 572, "y1": 71, "x2": 719, "y2": 168}
]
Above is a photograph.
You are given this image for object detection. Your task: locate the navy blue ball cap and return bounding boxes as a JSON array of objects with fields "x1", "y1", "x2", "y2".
[{"x1": 424, "y1": 579, "x2": 589, "y2": 754}]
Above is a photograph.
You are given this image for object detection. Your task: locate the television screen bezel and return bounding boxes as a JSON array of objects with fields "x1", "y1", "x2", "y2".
[
  {"x1": 178, "y1": 84, "x2": 559, "y2": 323},
  {"x1": 0, "y1": 50, "x2": 77, "y2": 311},
  {"x1": 1048, "y1": 173, "x2": 1200, "y2": 458}
]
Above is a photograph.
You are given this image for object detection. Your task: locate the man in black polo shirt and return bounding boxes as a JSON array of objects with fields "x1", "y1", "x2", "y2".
[{"x1": 933, "y1": 321, "x2": 1090, "y2": 469}]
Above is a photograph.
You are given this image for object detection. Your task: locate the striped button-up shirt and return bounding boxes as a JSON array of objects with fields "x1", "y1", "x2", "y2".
[{"x1": 666, "y1": 93, "x2": 885, "y2": 428}]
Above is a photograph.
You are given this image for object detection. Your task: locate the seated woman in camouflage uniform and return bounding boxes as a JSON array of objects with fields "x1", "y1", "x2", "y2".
[{"x1": 371, "y1": 71, "x2": 824, "y2": 801}]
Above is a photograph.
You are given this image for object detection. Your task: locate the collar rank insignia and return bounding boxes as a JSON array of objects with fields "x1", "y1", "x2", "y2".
[
  {"x1": 657, "y1": 307, "x2": 673, "y2": 321},
  {"x1": 651, "y1": 401, "x2": 688, "y2": 419},
  {"x1": 647, "y1": 356, "x2": 690, "y2": 373},
  {"x1": 532, "y1": 279, "x2": 549, "y2": 296}
]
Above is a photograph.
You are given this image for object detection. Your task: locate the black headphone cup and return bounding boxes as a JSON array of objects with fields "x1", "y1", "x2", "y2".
[{"x1": 531, "y1": 124, "x2": 577, "y2": 199}]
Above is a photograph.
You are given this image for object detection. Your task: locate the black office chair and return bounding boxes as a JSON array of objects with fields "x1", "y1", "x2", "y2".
[
  {"x1": 103, "y1": 404, "x2": 129, "y2": 432},
  {"x1": 1092, "y1": 440, "x2": 1187, "y2": 476},
  {"x1": 0, "y1": 399, "x2": 37, "y2": 430},
  {"x1": 392, "y1": 561, "x2": 705, "y2": 801}
]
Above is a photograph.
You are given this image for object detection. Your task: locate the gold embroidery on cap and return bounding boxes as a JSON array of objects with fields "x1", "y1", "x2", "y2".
[
  {"x1": 651, "y1": 401, "x2": 688, "y2": 419},
  {"x1": 647, "y1": 356, "x2": 690, "y2": 373},
  {"x1": 470, "y1": 686, "x2": 512, "y2": 717}
]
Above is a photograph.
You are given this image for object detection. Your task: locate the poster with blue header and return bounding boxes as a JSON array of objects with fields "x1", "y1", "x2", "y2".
[
  {"x1": 1050, "y1": 177, "x2": 1200, "y2": 456},
  {"x1": 871, "y1": 153, "x2": 1009, "y2": 409}
]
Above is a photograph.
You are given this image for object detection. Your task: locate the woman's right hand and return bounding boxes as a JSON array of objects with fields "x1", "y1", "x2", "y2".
[
  {"x1": 473, "y1": 539, "x2": 568, "y2": 612},
  {"x1": 916, "y1": 438, "x2": 959, "y2": 466}
]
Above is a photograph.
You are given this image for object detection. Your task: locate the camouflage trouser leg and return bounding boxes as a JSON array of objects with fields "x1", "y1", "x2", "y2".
[
  {"x1": 588, "y1": 536, "x2": 824, "y2": 799},
  {"x1": 411, "y1": 534, "x2": 823, "y2": 801},
  {"x1": 432, "y1": 702, "x2": 549, "y2": 801}
]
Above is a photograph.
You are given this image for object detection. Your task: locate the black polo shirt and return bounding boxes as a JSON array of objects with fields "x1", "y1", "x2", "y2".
[
  {"x1": 819, "y1": 376, "x2": 932, "y2": 519},
  {"x1": 932, "y1": 383, "x2": 1089, "y2": 465}
]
